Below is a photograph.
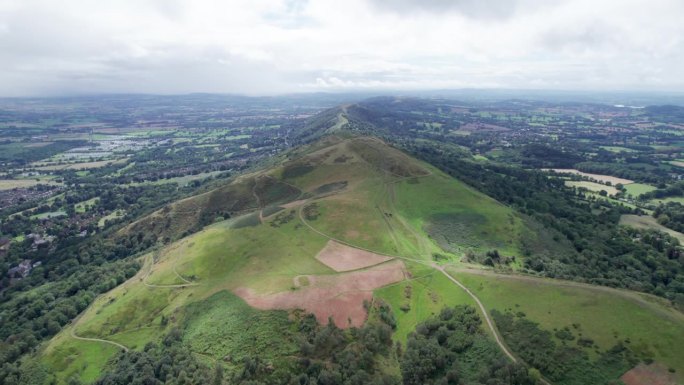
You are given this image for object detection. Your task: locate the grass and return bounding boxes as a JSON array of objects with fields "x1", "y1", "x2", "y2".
[
  {"x1": 30, "y1": 211, "x2": 67, "y2": 219},
  {"x1": 0, "y1": 179, "x2": 60, "y2": 190},
  {"x1": 98, "y1": 209, "x2": 125, "y2": 227},
  {"x1": 599, "y1": 146, "x2": 638, "y2": 153},
  {"x1": 42, "y1": 330, "x2": 120, "y2": 384},
  {"x1": 33, "y1": 158, "x2": 127, "y2": 171},
  {"x1": 126, "y1": 170, "x2": 226, "y2": 186},
  {"x1": 374, "y1": 267, "x2": 478, "y2": 344},
  {"x1": 619, "y1": 214, "x2": 684, "y2": 244},
  {"x1": 449, "y1": 270, "x2": 684, "y2": 381},
  {"x1": 623, "y1": 183, "x2": 657, "y2": 197},
  {"x1": 393, "y1": 171, "x2": 524, "y2": 256},
  {"x1": 75, "y1": 197, "x2": 99, "y2": 213},
  {"x1": 565, "y1": 180, "x2": 619, "y2": 196}
]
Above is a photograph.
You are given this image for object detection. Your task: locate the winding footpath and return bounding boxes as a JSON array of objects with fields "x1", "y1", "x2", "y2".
[{"x1": 69, "y1": 309, "x2": 129, "y2": 352}]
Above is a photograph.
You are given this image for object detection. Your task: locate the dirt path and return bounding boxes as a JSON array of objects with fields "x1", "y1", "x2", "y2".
[
  {"x1": 69, "y1": 307, "x2": 129, "y2": 352},
  {"x1": 142, "y1": 252, "x2": 198, "y2": 288},
  {"x1": 251, "y1": 177, "x2": 264, "y2": 224},
  {"x1": 434, "y1": 265, "x2": 517, "y2": 361}
]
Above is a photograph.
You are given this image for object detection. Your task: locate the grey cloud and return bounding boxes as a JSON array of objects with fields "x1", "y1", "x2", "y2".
[{"x1": 367, "y1": 0, "x2": 522, "y2": 19}]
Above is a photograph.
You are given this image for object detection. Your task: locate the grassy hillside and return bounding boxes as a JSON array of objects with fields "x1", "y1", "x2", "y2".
[
  {"x1": 39, "y1": 135, "x2": 684, "y2": 384},
  {"x1": 450, "y1": 269, "x2": 684, "y2": 382}
]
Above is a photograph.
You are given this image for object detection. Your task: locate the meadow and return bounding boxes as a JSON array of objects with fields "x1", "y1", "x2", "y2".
[
  {"x1": 623, "y1": 183, "x2": 657, "y2": 197},
  {"x1": 449, "y1": 269, "x2": 684, "y2": 380},
  {"x1": 619, "y1": 214, "x2": 684, "y2": 243}
]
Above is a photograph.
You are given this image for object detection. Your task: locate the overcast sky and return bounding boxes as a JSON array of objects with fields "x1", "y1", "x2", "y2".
[{"x1": 0, "y1": 0, "x2": 682, "y2": 96}]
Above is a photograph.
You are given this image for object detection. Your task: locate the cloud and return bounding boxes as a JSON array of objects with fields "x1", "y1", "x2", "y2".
[
  {"x1": 366, "y1": 0, "x2": 522, "y2": 19},
  {"x1": 0, "y1": 0, "x2": 682, "y2": 96}
]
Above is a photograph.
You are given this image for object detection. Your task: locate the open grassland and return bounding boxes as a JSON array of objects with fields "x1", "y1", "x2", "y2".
[
  {"x1": 0, "y1": 179, "x2": 61, "y2": 190},
  {"x1": 375, "y1": 265, "x2": 479, "y2": 344},
  {"x1": 98, "y1": 209, "x2": 125, "y2": 227},
  {"x1": 600, "y1": 146, "x2": 639, "y2": 153},
  {"x1": 650, "y1": 196, "x2": 684, "y2": 205},
  {"x1": 619, "y1": 214, "x2": 684, "y2": 243},
  {"x1": 566, "y1": 180, "x2": 619, "y2": 196},
  {"x1": 449, "y1": 269, "x2": 684, "y2": 380},
  {"x1": 550, "y1": 169, "x2": 634, "y2": 185},
  {"x1": 32, "y1": 158, "x2": 128, "y2": 171},
  {"x1": 623, "y1": 183, "x2": 657, "y2": 197},
  {"x1": 126, "y1": 170, "x2": 226, "y2": 187},
  {"x1": 393, "y1": 170, "x2": 524, "y2": 256},
  {"x1": 42, "y1": 331, "x2": 119, "y2": 385}
]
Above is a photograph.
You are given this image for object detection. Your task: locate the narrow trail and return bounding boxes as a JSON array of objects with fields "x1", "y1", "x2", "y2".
[
  {"x1": 142, "y1": 252, "x2": 198, "y2": 288},
  {"x1": 69, "y1": 308, "x2": 129, "y2": 352},
  {"x1": 434, "y1": 265, "x2": 516, "y2": 361},
  {"x1": 251, "y1": 177, "x2": 264, "y2": 224}
]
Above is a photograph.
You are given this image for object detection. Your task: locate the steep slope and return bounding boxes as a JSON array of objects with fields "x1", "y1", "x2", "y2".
[{"x1": 40, "y1": 135, "x2": 684, "y2": 384}]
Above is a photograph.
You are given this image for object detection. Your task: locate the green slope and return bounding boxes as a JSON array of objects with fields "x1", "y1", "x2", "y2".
[{"x1": 39, "y1": 135, "x2": 684, "y2": 384}]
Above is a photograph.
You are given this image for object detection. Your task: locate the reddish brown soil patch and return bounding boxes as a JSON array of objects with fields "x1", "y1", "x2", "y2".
[
  {"x1": 621, "y1": 363, "x2": 678, "y2": 385},
  {"x1": 316, "y1": 240, "x2": 392, "y2": 272},
  {"x1": 235, "y1": 260, "x2": 405, "y2": 328}
]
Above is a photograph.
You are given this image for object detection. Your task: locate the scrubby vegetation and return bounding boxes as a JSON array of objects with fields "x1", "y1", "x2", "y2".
[
  {"x1": 492, "y1": 310, "x2": 639, "y2": 385},
  {"x1": 401, "y1": 306, "x2": 537, "y2": 385}
]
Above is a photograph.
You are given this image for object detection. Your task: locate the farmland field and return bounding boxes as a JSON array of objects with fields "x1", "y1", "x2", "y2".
[
  {"x1": 565, "y1": 180, "x2": 619, "y2": 195},
  {"x1": 623, "y1": 183, "x2": 657, "y2": 197},
  {"x1": 550, "y1": 169, "x2": 634, "y2": 185},
  {"x1": 0, "y1": 179, "x2": 60, "y2": 190},
  {"x1": 619, "y1": 214, "x2": 684, "y2": 243}
]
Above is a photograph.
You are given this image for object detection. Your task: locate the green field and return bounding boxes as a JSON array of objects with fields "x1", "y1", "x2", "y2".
[
  {"x1": 565, "y1": 180, "x2": 619, "y2": 196},
  {"x1": 30, "y1": 211, "x2": 67, "y2": 219},
  {"x1": 375, "y1": 267, "x2": 478, "y2": 343},
  {"x1": 0, "y1": 179, "x2": 60, "y2": 190},
  {"x1": 599, "y1": 146, "x2": 638, "y2": 153},
  {"x1": 623, "y1": 183, "x2": 657, "y2": 197},
  {"x1": 619, "y1": 214, "x2": 684, "y2": 243},
  {"x1": 449, "y1": 269, "x2": 684, "y2": 381}
]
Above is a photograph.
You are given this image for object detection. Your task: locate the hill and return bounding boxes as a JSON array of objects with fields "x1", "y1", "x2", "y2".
[{"x1": 39, "y1": 135, "x2": 684, "y2": 384}]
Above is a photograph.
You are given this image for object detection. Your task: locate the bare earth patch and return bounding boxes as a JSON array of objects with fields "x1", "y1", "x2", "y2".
[
  {"x1": 621, "y1": 363, "x2": 678, "y2": 385},
  {"x1": 316, "y1": 240, "x2": 392, "y2": 272},
  {"x1": 235, "y1": 259, "x2": 405, "y2": 328}
]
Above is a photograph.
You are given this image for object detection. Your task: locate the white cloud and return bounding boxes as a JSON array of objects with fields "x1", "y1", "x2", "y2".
[{"x1": 0, "y1": 0, "x2": 682, "y2": 96}]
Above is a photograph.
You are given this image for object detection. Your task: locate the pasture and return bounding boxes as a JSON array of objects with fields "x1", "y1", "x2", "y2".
[
  {"x1": 565, "y1": 180, "x2": 619, "y2": 196},
  {"x1": 619, "y1": 214, "x2": 684, "y2": 243},
  {"x1": 550, "y1": 169, "x2": 634, "y2": 185},
  {"x1": 449, "y1": 269, "x2": 684, "y2": 380},
  {"x1": 623, "y1": 183, "x2": 657, "y2": 197}
]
